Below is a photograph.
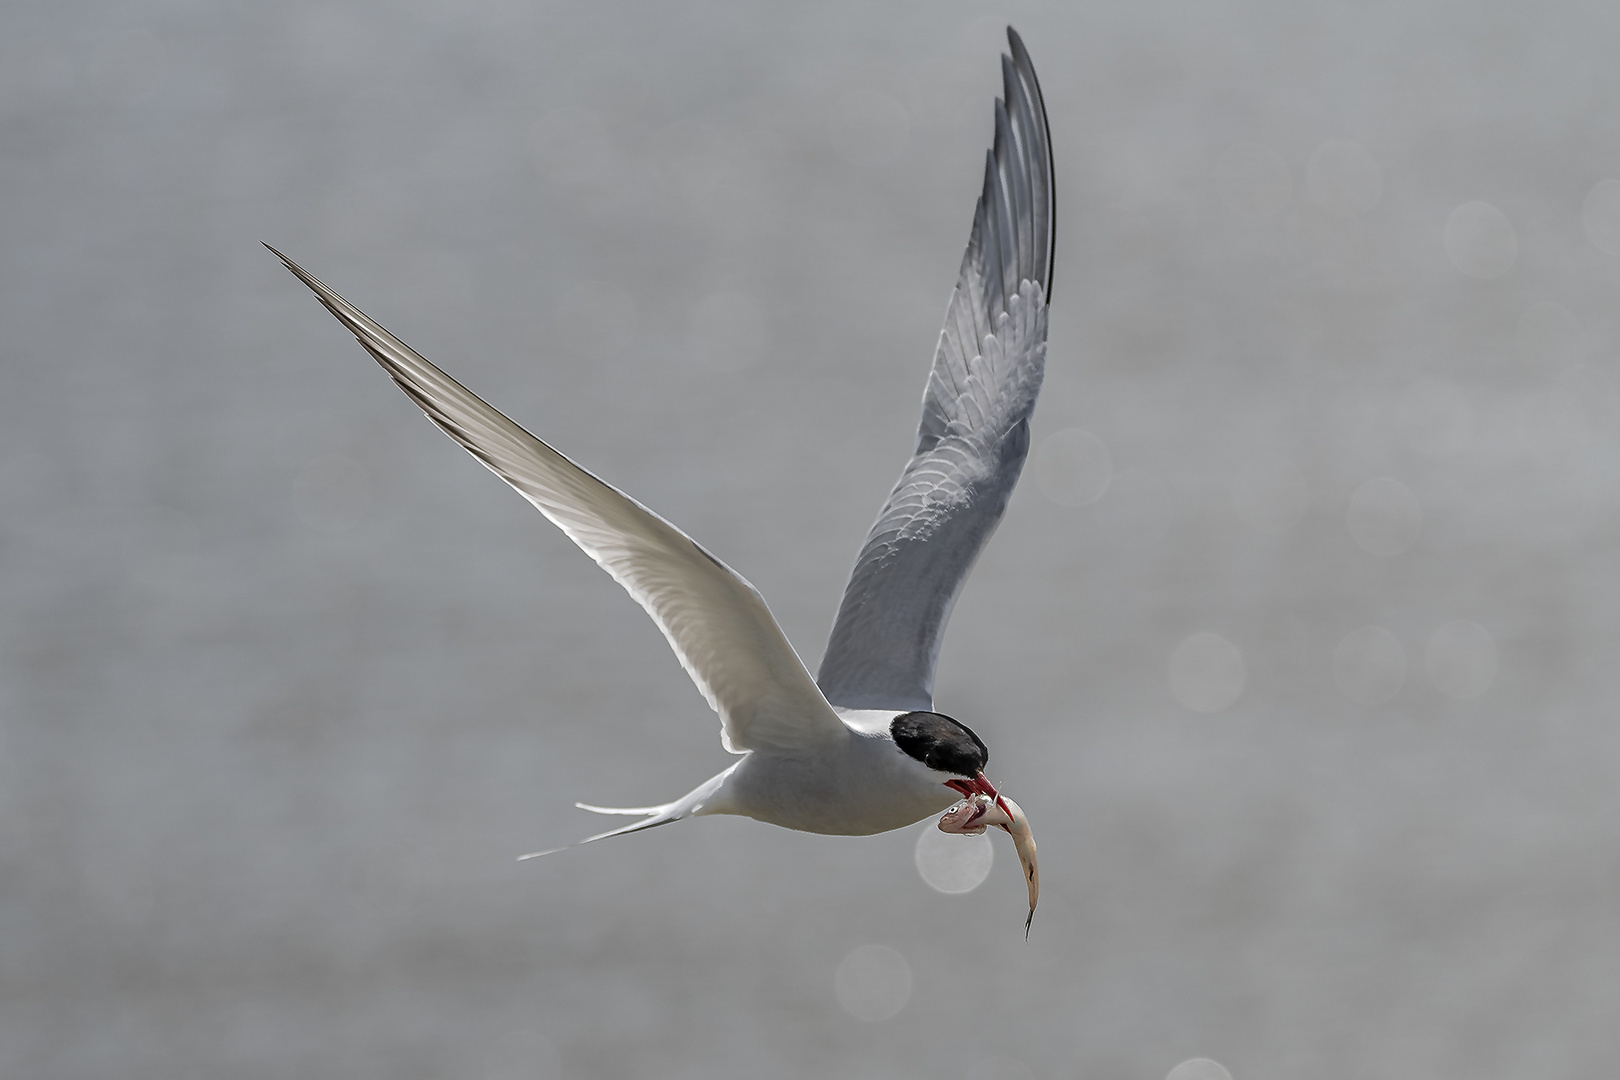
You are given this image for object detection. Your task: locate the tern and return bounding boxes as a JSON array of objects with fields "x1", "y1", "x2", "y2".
[{"x1": 270, "y1": 26, "x2": 1054, "y2": 929}]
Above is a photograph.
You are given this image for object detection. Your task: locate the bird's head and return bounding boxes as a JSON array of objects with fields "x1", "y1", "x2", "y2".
[{"x1": 890, "y1": 711, "x2": 1039, "y2": 933}]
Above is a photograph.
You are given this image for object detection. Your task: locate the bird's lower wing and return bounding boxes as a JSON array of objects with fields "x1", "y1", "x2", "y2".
[{"x1": 270, "y1": 247, "x2": 844, "y2": 754}]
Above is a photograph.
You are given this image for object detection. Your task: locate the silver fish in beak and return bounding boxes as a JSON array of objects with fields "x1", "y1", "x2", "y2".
[{"x1": 938, "y1": 792, "x2": 1039, "y2": 935}]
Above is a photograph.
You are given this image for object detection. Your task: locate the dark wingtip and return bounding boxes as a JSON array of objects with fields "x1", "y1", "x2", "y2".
[
  {"x1": 1002, "y1": 27, "x2": 1054, "y2": 302},
  {"x1": 1005, "y1": 27, "x2": 1035, "y2": 81}
]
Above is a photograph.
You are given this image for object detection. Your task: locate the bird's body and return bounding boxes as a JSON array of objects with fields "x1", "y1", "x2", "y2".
[
  {"x1": 272, "y1": 27, "x2": 1054, "y2": 925},
  {"x1": 645, "y1": 710, "x2": 968, "y2": 838}
]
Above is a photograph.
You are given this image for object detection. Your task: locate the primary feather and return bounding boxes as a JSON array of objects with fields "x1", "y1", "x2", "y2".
[
  {"x1": 816, "y1": 27, "x2": 1055, "y2": 712},
  {"x1": 266, "y1": 246, "x2": 846, "y2": 756}
]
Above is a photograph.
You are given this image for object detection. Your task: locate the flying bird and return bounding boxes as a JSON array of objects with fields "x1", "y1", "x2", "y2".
[{"x1": 270, "y1": 26, "x2": 1054, "y2": 929}]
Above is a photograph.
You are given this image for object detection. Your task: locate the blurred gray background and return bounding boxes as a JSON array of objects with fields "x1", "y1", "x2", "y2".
[{"x1": 6, "y1": 0, "x2": 1620, "y2": 1077}]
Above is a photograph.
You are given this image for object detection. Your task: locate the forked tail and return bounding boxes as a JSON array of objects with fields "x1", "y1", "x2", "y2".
[{"x1": 516, "y1": 764, "x2": 737, "y2": 861}]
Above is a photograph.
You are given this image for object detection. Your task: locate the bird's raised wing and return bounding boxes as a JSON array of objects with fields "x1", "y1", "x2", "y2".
[
  {"x1": 816, "y1": 27, "x2": 1054, "y2": 712},
  {"x1": 269, "y1": 247, "x2": 845, "y2": 754}
]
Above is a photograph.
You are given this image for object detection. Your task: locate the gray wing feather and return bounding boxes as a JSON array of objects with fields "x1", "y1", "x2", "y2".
[{"x1": 816, "y1": 27, "x2": 1054, "y2": 711}]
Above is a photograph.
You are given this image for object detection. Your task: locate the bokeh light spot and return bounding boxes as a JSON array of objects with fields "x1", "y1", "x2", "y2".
[
  {"x1": 1581, "y1": 178, "x2": 1620, "y2": 257},
  {"x1": 1216, "y1": 142, "x2": 1291, "y2": 217},
  {"x1": 914, "y1": 823, "x2": 993, "y2": 894},
  {"x1": 1333, "y1": 626, "x2": 1407, "y2": 705},
  {"x1": 1444, "y1": 201, "x2": 1516, "y2": 278},
  {"x1": 1231, "y1": 455, "x2": 1308, "y2": 534},
  {"x1": 1167, "y1": 1059, "x2": 1234, "y2": 1080},
  {"x1": 1169, "y1": 633, "x2": 1246, "y2": 713},
  {"x1": 834, "y1": 944, "x2": 912, "y2": 1022},
  {"x1": 1347, "y1": 478, "x2": 1421, "y2": 556},
  {"x1": 1035, "y1": 428, "x2": 1112, "y2": 507},
  {"x1": 1306, "y1": 141, "x2": 1382, "y2": 214},
  {"x1": 1426, "y1": 621, "x2": 1498, "y2": 699}
]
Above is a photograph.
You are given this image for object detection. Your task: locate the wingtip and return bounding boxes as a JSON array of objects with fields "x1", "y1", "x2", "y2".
[
  {"x1": 999, "y1": 28, "x2": 1054, "y2": 301},
  {"x1": 1006, "y1": 26, "x2": 1033, "y2": 69},
  {"x1": 262, "y1": 245, "x2": 348, "y2": 312},
  {"x1": 263, "y1": 243, "x2": 317, "y2": 287},
  {"x1": 516, "y1": 846, "x2": 567, "y2": 861}
]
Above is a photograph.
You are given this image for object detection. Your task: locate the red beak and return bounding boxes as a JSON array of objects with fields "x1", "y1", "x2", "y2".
[{"x1": 945, "y1": 772, "x2": 1014, "y2": 826}]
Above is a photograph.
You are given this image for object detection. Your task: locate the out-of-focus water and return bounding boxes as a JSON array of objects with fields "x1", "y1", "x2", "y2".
[{"x1": 5, "y1": 1, "x2": 1620, "y2": 1077}]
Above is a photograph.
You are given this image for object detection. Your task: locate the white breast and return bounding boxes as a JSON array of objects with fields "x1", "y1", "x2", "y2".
[{"x1": 713, "y1": 718, "x2": 958, "y2": 836}]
